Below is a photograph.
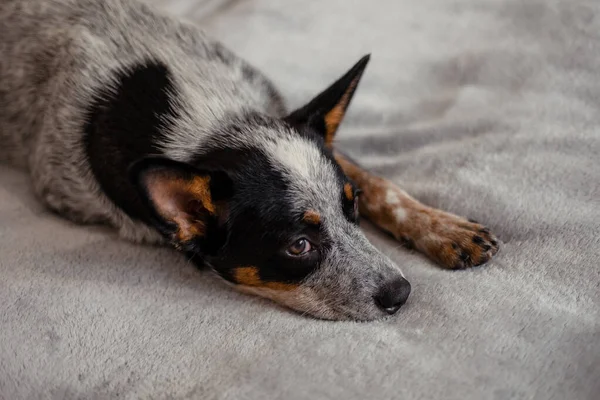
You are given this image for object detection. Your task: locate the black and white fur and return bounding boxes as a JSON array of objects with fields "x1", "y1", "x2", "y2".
[{"x1": 0, "y1": 0, "x2": 411, "y2": 321}]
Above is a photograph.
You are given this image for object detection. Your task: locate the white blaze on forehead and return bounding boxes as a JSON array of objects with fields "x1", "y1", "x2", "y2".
[
  {"x1": 264, "y1": 135, "x2": 339, "y2": 210},
  {"x1": 267, "y1": 136, "x2": 321, "y2": 181}
]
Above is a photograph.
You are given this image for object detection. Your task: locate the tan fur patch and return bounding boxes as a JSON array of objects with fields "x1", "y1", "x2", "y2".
[
  {"x1": 187, "y1": 176, "x2": 215, "y2": 214},
  {"x1": 146, "y1": 173, "x2": 215, "y2": 242},
  {"x1": 334, "y1": 152, "x2": 499, "y2": 269},
  {"x1": 343, "y1": 182, "x2": 354, "y2": 202},
  {"x1": 303, "y1": 210, "x2": 321, "y2": 225},
  {"x1": 334, "y1": 152, "x2": 368, "y2": 182},
  {"x1": 234, "y1": 266, "x2": 298, "y2": 291},
  {"x1": 174, "y1": 216, "x2": 205, "y2": 242},
  {"x1": 324, "y1": 76, "x2": 360, "y2": 146}
]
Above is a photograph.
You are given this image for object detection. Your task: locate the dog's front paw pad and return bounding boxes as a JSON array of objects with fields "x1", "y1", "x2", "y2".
[{"x1": 431, "y1": 221, "x2": 499, "y2": 269}]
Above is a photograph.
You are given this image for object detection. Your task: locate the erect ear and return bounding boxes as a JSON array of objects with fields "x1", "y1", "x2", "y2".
[
  {"x1": 129, "y1": 157, "x2": 233, "y2": 246},
  {"x1": 285, "y1": 54, "x2": 370, "y2": 147}
]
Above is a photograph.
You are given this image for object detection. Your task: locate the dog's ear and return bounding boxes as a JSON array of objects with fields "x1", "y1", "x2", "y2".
[
  {"x1": 285, "y1": 54, "x2": 370, "y2": 147},
  {"x1": 129, "y1": 157, "x2": 233, "y2": 246}
]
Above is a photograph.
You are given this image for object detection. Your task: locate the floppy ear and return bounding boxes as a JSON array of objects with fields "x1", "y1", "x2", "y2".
[
  {"x1": 129, "y1": 157, "x2": 233, "y2": 246},
  {"x1": 285, "y1": 54, "x2": 370, "y2": 147}
]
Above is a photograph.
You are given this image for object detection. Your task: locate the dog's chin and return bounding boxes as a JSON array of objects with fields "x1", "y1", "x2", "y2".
[{"x1": 232, "y1": 284, "x2": 388, "y2": 322}]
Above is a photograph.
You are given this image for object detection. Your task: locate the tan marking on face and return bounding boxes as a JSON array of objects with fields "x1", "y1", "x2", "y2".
[
  {"x1": 343, "y1": 182, "x2": 354, "y2": 202},
  {"x1": 234, "y1": 266, "x2": 298, "y2": 291},
  {"x1": 303, "y1": 210, "x2": 321, "y2": 225},
  {"x1": 324, "y1": 76, "x2": 360, "y2": 146}
]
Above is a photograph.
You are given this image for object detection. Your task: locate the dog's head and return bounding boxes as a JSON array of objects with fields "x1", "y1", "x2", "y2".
[{"x1": 130, "y1": 55, "x2": 410, "y2": 320}]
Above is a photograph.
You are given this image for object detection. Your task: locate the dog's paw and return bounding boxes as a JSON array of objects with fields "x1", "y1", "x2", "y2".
[
  {"x1": 350, "y1": 174, "x2": 500, "y2": 270},
  {"x1": 420, "y1": 217, "x2": 500, "y2": 269}
]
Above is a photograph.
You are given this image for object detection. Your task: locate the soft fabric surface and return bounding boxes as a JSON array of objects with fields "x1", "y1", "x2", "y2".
[{"x1": 1, "y1": 0, "x2": 599, "y2": 398}]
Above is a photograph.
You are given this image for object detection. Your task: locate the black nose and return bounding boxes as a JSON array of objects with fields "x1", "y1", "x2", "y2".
[{"x1": 374, "y1": 277, "x2": 411, "y2": 315}]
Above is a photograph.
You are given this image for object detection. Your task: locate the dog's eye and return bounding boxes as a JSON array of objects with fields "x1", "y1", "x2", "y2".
[{"x1": 286, "y1": 238, "x2": 312, "y2": 256}]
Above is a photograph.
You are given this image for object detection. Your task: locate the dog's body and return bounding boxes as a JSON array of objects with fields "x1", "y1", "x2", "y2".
[
  {"x1": 0, "y1": 0, "x2": 498, "y2": 320},
  {"x1": 1, "y1": 0, "x2": 284, "y2": 243}
]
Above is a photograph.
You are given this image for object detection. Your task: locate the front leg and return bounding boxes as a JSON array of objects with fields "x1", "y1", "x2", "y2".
[{"x1": 335, "y1": 152, "x2": 499, "y2": 269}]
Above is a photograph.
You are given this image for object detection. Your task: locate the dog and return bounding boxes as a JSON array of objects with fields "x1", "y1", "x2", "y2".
[{"x1": 0, "y1": 0, "x2": 499, "y2": 321}]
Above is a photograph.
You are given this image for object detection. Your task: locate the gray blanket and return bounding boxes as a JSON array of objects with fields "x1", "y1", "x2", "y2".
[{"x1": 1, "y1": 0, "x2": 599, "y2": 399}]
